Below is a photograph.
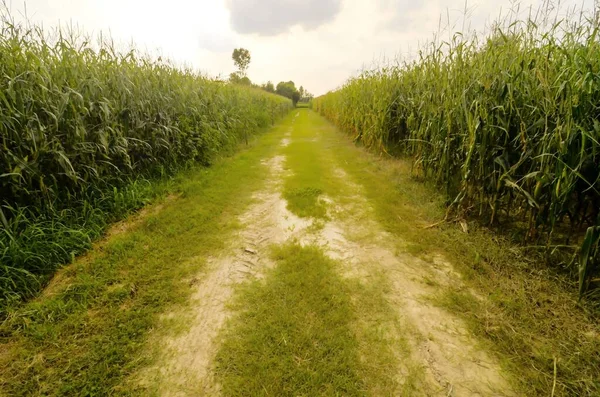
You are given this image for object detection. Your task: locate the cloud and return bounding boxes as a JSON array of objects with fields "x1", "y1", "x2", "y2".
[
  {"x1": 225, "y1": 0, "x2": 342, "y2": 35},
  {"x1": 11, "y1": 0, "x2": 597, "y2": 97},
  {"x1": 198, "y1": 33, "x2": 236, "y2": 52},
  {"x1": 378, "y1": 0, "x2": 470, "y2": 34},
  {"x1": 198, "y1": 29, "x2": 237, "y2": 53}
]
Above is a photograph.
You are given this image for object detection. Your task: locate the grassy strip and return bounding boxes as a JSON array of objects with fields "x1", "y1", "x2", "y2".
[
  {"x1": 215, "y1": 243, "x2": 365, "y2": 396},
  {"x1": 314, "y1": 111, "x2": 600, "y2": 396},
  {"x1": 281, "y1": 110, "x2": 352, "y2": 219},
  {"x1": 281, "y1": 112, "x2": 329, "y2": 219},
  {"x1": 0, "y1": 175, "x2": 176, "y2": 314},
  {"x1": 215, "y1": 109, "x2": 413, "y2": 395},
  {"x1": 0, "y1": 116, "x2": 292, "y2": 396}
]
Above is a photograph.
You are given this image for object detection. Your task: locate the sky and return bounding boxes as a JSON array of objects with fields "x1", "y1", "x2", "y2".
[{"x1": 4, "y1": 0, "x2": 596, "y2": 96}]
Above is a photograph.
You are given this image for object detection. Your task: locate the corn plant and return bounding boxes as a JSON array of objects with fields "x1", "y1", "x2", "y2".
[
  {"x1": 0, "y1": 11, "x2": 293, "y2": 311},
  {"x1": 315, "y1": 6, "x2": 600, "y2": 298}
]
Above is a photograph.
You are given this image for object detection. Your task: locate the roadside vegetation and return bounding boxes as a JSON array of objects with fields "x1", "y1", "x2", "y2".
[
  {"x1": 229, "y1": 47, "x2": 313, "y2": 106},
  {"x1": 0, "y1": 12, "x2": 292, "y2": 313},
  {"x1": 322, "y1": 114, "x2": 600, "y2": 396},
  {"x1": 0, "y1": 114, "x2": 293, "y2": 395},
  {"x1": 314, "y1": 5, "x2": 600, "y2": 299}
]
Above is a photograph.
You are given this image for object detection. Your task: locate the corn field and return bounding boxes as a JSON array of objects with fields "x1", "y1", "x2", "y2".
[
  {"x1": 0, "y1": 15, "x2": 292, "y2": 310},
  {"x1": 314, "y1": 7, "x2": 600, "y2": 298}
]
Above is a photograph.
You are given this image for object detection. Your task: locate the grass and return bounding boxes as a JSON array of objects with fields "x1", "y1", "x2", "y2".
[
  {"x1": 281, "y1": 112, "x2": 329, "y2": 219},
  {"x1": 281, "y1": 110, "x2": 354, "y2": 220},
  {"x1": 215, "y1": 243, "x2": 365, "y2": 396},
  {"x1": 315, "y1": 110, "x2": 600, "y2": 396},
  {"x1": 214, "y1": 109, "x2": 423, "y2": 396},
  {"x1": 0, "y1": 115, "x2": 293, "y2": 396}
]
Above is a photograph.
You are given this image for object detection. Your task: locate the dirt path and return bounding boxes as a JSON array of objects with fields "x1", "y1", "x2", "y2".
[
  {"x1": 132, "y1": 110, "x2": 517, "y2": 396},
  {"x1": 135, "y1": 155, "x2": 312, "y2": 395},
  {"x1": 319, "y1": 168, "x2": 514, "y2": 396}
]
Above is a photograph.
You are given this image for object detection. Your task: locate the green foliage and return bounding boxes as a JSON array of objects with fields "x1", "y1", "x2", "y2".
[
  {"x1": 258, "y1": 81, "x2": 311, "y2": 105},
  {"x1": 314, "y1": 9, "x2": 600, "y2": 296},
  {"x1": 276, "y1": 81, "x2": 301, "y2": 106},
  {"x1": 297, "y1": 86, "x2": 313, "y2": 103},
  {"x1": 0, "y1": 120, "x2": 288, "y2": 395},
  {"x1": 229, "y1": 72, "x2": 252, "y2": 86},
  {"x1": 261, "y1": 81, "x2": 275, "y2": 93},
  {"x1": 292, "y1": 91, "x2": 301, "y2": 106},
  {"x1": 0, "y1": 13, "x2": 292, "y2": 312},
  {"x1": 232, "y1": 47, "x2": 251, "y2": 76},
  {"x1": 579, "y1": 226, "x2": 600, "y2": 298},
  {"x1": 215, "y1": 243, "x2": 365, "y2": 396}
]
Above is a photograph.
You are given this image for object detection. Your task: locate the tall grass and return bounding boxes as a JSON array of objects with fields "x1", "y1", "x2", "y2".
[
  {"x1": 0, "y1": 12, "x2": 292, "y2": 311},
  {"x1": 315, "y1": 5, "x2": 600, "y2": 297}
]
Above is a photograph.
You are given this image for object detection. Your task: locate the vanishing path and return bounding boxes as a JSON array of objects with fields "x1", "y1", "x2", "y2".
[
  {"x1": 0, "y1": 110, "x2": 519, "y2": 396},
  {"x1": 133, "y1": 110, "x2": 516, "y2": 396}
]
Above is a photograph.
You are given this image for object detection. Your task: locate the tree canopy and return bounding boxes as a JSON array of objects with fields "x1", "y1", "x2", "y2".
[
  {"x1": 232, "y1": 48, "x2": 251, "y2": 77},
  {"x1": 228, "y1": 48, "x2": 310, "y2": 106},
  {"x1": 262, "y1": 81, "x2": 275, "y2": 93},
  {"x1": 276, "y1": 81, "x2": 301, "y2": 105}
]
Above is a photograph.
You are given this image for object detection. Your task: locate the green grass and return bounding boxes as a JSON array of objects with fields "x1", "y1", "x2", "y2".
[
  {"x1": 312, "y1": 110, "x2": 600, "y2": 396},
  {"x1": 0, "y1": 116, "x2": 293, "y2": 396},
  {"x1": 282, "y1": 113, "x2": 329, "y2": 219},
  {"x1": 215, "y1": 243, "x2": 365, "y2": 396},
  {"x1": 281, "y1": 110, "x2": 352, "y2": 219},
  {"x1": 214, "y1": 109, "x2": 422, "y2": 396}
]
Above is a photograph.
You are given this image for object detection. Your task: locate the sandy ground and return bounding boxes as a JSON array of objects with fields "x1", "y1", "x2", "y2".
[
  {"x1": 134, "y1": 128, "x2": 516, "y2": 396},
  {"x1": 315, "y1": 167, "x2": 515, "y2": 396}
]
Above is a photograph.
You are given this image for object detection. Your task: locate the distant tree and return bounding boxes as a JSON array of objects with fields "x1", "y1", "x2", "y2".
[
  {"x1": 262, "y1": 81, "x2": 275, "y2": 93},
  {"x1": 305, "y1": 92, "x2": 314, "y2": 102},
  {"x1": 275, "y1": 81, "x2": 301, "y2": 106},
  {"x1": 299, "y1": 86, "x2": 305, "y2": 99},
  {"x1": 229, "y1": 72, "x2": 251, "y2": 86},
  {"x1": 291, "y1": 91, "x2": 301, "y2": 106},
  {"x1": 276, "y1": 81, "x2": 296, "y2": 98},
  {"x1": 232, "y1": 48, "x2": 251, "y2": 77},
  {"x1": 229, "y1": 72, "x2": 242, "y2": 84}
]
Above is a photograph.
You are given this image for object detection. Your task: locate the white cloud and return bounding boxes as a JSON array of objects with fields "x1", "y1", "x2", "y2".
[
  {"x1": 4, "y1": 0, "x2": 597, "y2": 96},
  {"x1": 225, "y1": 0, "x2": 342, "y2": 35}
]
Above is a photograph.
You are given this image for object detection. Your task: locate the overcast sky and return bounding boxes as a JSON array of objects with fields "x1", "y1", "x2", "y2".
[{"x1": 4, "y1": 0, "x2": 595, "y2": 96}]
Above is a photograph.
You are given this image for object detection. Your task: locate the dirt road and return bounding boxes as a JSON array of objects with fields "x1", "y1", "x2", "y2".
[
  {"x1": 1, "y1": 109, "x2": 526, "y2": 396},
  {"x1": 133, "y1": 110, "x2": 516, "y2": 396}
]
